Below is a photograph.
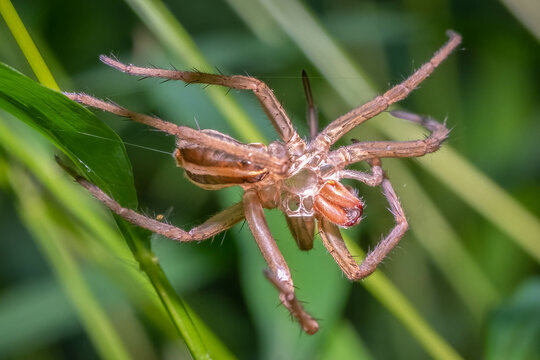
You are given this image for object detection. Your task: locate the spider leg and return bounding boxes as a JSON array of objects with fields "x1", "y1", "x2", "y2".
[
  {"x1": 309, "y1": 30, "x2": 461, "y2": 153},
  {"x1": 301, "y1": 70, "x2": 318, "y2": 140},
  {"x1": 319, "y1": 219, "x2": 361, "y2": 280},
  {"x1": 65, "y1": 92, "x2": 183, "y2": 136},
  {"x1": 320, "y1": 174, "x2": 408, "y2": 280},
  {"x1": 340, "y1": 158, "x2": 384, "y2": 187},
  {"x1": 328, "y1": 112, "x2": 449, "y2": 168},
  {"x1": 243, "y1": 190, "x2": 319, "y2": 334},
  {"x1": 99, "y1": 56, "x2": 300, "y2": 144},
  {"x1": 57, "y1": 157, "x2": 244, "y2": 241},
  {"x1": 64, "y1": 93, "x2": 286, "y2": 174}
]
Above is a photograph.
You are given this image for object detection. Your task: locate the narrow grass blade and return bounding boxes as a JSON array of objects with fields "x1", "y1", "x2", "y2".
[
  {"x1": 500, "y1": 0, "x2": 540, "y2": 43},
  {"x1": 0, "y1": 0, "x2": 58, "y2": 89}
]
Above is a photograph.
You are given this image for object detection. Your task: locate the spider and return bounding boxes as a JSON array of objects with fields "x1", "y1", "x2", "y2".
[{"x1": 62, "y1": 31, "x2": 461, "y2": 335}]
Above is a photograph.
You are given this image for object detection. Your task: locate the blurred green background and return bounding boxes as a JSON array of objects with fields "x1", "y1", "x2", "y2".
[{"x1": 0, "y1": 0, "x2": 539, "y2": 359}]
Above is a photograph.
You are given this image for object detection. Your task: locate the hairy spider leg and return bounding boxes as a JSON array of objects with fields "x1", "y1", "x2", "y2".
[
  {"x1": 99, "y1": 55, "x2": 302, "y2": 145},
  {"x1": 340, "y1": 158, "x2": 384, "y2": 187},
  {"x1": 243, "y1": 190, "x2": 319, "y2": 334},
  {"x1": 64, "y1": 93, "x2": 286, "y2": 175},
  {"x1": 319, "y1": 174, "x2": 408, "y2": 280},
  {"x1": 57, "y1": 156, "x2": 245, "y2": 241},
  {"x1": 328, "y1": 111, "x2": 449, "y2": 168},
  {"x1": 310, "y1": 30, "x2": 461, "y2": 153}
]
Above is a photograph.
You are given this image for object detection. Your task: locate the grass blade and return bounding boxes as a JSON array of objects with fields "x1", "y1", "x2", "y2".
[
  {"x1": 500, "y1": 0, "x2": 540, "y2": 43},
  {"x1": 0, "y1": 0, "x2": 58, "y2": 89}
]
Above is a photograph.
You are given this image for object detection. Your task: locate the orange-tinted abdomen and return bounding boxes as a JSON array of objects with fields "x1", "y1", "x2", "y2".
[{"x1": 174, "y1": 147, "x2": 268, "y2": 189}]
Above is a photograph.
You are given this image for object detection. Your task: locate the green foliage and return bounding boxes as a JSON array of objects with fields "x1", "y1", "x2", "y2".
[{"x1": 0, "y1": 63, "x2": 136, "y2": 206}]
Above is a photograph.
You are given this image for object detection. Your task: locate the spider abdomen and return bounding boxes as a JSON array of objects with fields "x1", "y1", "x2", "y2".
[
  {"x1": 174, "y1": 129, "x2": 288, "y2": 190},
  {"x1": 175, "y1": 147, "x2": 269, "y2": 189}
]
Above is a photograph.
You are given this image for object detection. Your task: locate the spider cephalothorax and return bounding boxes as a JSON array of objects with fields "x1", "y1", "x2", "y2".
[{"x1": 63, "y1": 31, "x2": 461, "y2": 334}]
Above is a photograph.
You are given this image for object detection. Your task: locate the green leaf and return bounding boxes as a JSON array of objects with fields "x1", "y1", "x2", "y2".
[{"x1": 0, "y1": 62, "x2": 136, "y2": 207}]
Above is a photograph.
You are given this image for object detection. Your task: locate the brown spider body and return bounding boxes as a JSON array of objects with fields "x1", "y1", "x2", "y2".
[
  {"x1": 63, "y1": 31, "x2": 461, "y2": 334},
  {"x1": 174, "y1": 131, "x2": 273, "y2": 189},
  {"x1": 175, "y1": 129, "x2": 364, "y2": 232}
]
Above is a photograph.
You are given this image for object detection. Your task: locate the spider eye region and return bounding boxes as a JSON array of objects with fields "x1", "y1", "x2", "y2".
[{"x1": 314, "y1": 180, "x2": 363, "y2": 228}]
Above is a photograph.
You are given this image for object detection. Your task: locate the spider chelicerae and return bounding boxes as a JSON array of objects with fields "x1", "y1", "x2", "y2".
[{"x1": 63, "y1": 31, "x2": 461, "y2": 334}]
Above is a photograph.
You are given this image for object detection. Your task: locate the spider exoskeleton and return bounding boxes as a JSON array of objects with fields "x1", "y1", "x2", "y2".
[{"x1": 63, "y1": 31, "x2": 461, "y2": 334}]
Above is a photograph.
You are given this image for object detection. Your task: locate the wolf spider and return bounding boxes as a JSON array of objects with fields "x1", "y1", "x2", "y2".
[{"x1": 63, "y1": 31, "x2": 461, "y2": 334}]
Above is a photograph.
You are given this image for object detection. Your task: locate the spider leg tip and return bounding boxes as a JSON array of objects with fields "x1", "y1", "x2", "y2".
[
  {"x1": 445, "y1": 30, "x2": 462, "y2": 42},
  {"x1": 99, "y1": 54, "x2": 111, "y2": 63}
]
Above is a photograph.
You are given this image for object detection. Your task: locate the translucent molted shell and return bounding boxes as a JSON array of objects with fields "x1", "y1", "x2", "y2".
[{"x1": 281, "y1": 168, "x2": 318, "y2": 217}]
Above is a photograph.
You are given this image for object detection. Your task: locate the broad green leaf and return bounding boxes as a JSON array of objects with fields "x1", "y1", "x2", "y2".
[{"x1": 0, "y1": 62, "x2": 136, "y2": 207}]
